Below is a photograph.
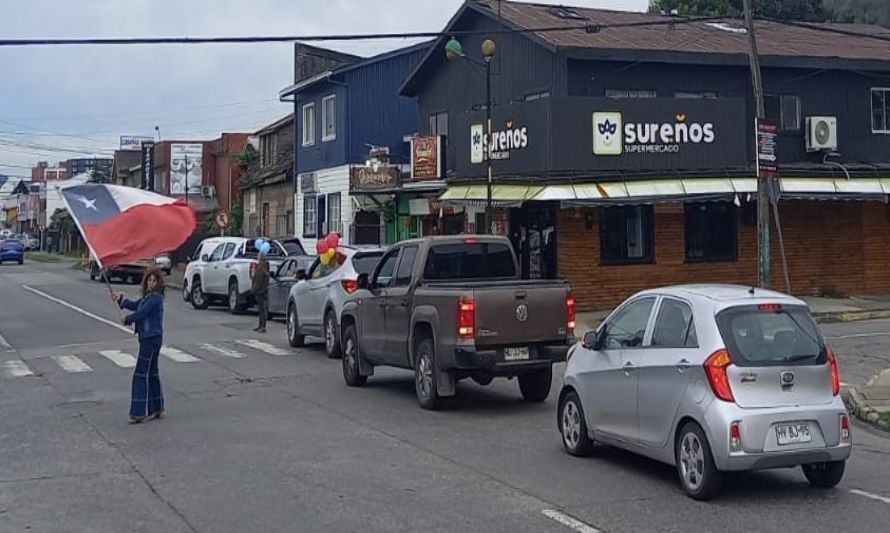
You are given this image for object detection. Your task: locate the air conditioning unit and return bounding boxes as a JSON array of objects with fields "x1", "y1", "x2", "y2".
[{"x1": 806, "y1": 116, "x2": 837, "y2": 152}]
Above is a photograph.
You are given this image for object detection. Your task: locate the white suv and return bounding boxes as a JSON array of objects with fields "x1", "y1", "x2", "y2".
[{"x1": 185, "y1": 237, "x2": 287, "y2": 314}]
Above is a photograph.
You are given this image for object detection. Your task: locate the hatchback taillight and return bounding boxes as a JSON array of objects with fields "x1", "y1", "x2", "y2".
[
  {"x1": 249, "y1": 260, "x2": 258, "y2": 278},
  {"x1": 458, "y1": 298, "x2": 475, "y2": 339},
  {"x1": 704, "y1": 349, "x2": 735, "y2": 403},
  {"x1": 828, "y1": 347, "x2": 840, "y2": 396},
  {"x1": 729, "y1": 421, "x2": 742, "y2": 452},
  {"x1": 566, "y1": 295, "x2": 576, "y2": 336},
  {"x1": 341, "y1": 279, "x2": 359, "y2": 294},
  {"x1": 840, "y1": 414, "x2": 851, "y2": 442}
]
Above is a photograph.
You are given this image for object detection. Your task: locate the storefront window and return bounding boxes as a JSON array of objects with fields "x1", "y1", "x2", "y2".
[
  {"x1": 600, "y1": 205, "x2": 654, "y2": 265},
  {"x1": 303, "y1": 195, "x2": 317, "y2": 238},
  {"x1": 685, "y1": 202, "x2": 737, "y2": 263},
  {"x1": 327, "y1": 193, "x2": 341, "y2": 234}
]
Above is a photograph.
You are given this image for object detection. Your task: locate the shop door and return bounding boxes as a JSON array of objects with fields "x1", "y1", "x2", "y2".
[
  {"x1": 354, "y1": 210, "x2": 381, "y2": 245},
  {"x1": 316, "y1": 195, "x2": 327, "y2": 237},
  {"x1": 442, "y1": 213, "x2": 465, "y2": 235},
  {"x1": 509, "y1": 203, "x2": 558, "y2": 280}
]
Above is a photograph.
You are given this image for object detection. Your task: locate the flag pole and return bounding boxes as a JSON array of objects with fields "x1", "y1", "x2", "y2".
[{"x1": 100, "y1": 268, "x2": 126, "y2": 323}]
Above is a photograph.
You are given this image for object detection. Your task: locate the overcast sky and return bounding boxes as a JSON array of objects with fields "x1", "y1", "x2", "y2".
[{"x1": 0, "y1": 0, "x2": 648, "y2": 176}]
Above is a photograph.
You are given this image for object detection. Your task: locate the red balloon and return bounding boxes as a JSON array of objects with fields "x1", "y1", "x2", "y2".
[
  {"x1": 327, "y1": 232, "x2": 340, "y2": 249},
  {"x1": 316, "y1": 240, "x2": 330, "y2": 254}
]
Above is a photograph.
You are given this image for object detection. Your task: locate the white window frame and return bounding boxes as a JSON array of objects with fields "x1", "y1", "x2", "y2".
[
  {"x1": 322, "y1": 95, "x2": 336, "y2": 142},
  {"x1": 326, "y1": 192, "x2": 342, "y2": 234},
  {"x1": 248, "y1": 189, "x2": 257, "y2": 214},
  {"x1": 302, "y1": 103, "x2": 316, "y2": 147},
  {"x1": 872, "y1": 87, "x2": 890, "y2": 134},
  {"x1": 303, "y1": 194, "x2": 317, "y2": 238}
]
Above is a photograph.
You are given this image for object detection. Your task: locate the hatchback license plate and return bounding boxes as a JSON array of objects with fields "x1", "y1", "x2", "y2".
[
  {"x1": 505, "y1": 347, "x2": 530, "y2": 361},
  {"x1": 776, "y1": 423, "x2": 812, "y2": 445}
]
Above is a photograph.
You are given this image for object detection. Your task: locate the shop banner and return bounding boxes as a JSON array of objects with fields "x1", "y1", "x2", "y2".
[
  {"x1": 756, "y1": 119, "x2": 779, "y2": 180},
  {"x1": 141, "y1": 142, "x2": 155, "y2": 190},
  {"x1": 170, "y1": 143, "x2": 203, "y2": 196},
  {"x1": 411, "y1": 136, "x2": 443, "y2": 180},
  {"x1": 350, "y1": 166, "x2": 400, "y2": 192}
]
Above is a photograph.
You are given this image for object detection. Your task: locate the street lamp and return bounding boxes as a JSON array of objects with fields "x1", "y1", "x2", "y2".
[{"x1": 446, "y1": 37, "x2": 496, "y2": 234}]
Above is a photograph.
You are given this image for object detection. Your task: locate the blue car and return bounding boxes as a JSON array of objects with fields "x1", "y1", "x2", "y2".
[{"x1": 0, "y1": 238, "x2": 24, "y2": 265}]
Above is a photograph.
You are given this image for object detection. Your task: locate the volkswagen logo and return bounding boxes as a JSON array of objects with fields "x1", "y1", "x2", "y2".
[{"x1": 515, "y1": 304, "x2": 529, "y2": 322}]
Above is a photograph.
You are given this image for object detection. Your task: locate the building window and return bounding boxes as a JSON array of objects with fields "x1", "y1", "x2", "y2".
[
  {"x1": 605, "y1": 89, "x2": 656, "y2": 99},
  {"x1": 276, "y1": 214, "x2": 287, "y2": 237},
  {"x1": 675, "y1": 91, "x2": 718, "y2": 99},
  {"x1": 429, "y1": 111, "x2": 448, "y2": 136},
  {"x1": 249, "y1": 189, "x2": 257, "y2": 214},
  {"x1": 302, "y1": 103, "x2": 315, "y2": 146},
  {"x1": 871, "y1": 88, "x2": 890, "y2": 133},
  {"x1": 322, "y1": 95, "x2": 336, "y2": 142},
  {"x1": 600, "y1": 206, "x2": 654, "y2": 265},
  {"x1": 327, "y1": 192, "x2": 341, "y2": 234},
  {"x1": 685, "y1": 202, "x2": 737, "y2": 263},
  {"x1": 765, "y1": 94, "x2": 801, "y2": 131},
  {"x1": 286, "y1": 210, "x2": 294, "y2": 235},
  {"x1": 303, "y1": 194, "x2": 317, "y2": 238},
  {"x1": 248, "y1": 214, "x2": 259, "y2": 236}
]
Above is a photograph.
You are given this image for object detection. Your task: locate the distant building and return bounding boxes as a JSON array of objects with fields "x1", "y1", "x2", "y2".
[
  {"x1": 65, "y1": 158, "x2": 113, "y2": 180},
  {"x1": 31, "y1": 161, "x2": 68, "y2": 182},
  {"x1": 240, "y1": 115, "x2": 294, "y2": 238}
]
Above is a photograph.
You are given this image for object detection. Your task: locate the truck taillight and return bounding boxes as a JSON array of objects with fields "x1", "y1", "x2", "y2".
[
  {"x1": 341, "y1": 279, "x2": 359, "y2": 294},
  {"x1": 249, "y1": 260, "x2": 258, "y2": 279},
  {"x1": 704, "y1": 349, "x2": 735, "y2": 403},
  {"x1": 828, "y1": 347, "x2": 840, "y2": 396},
  {"x1": 566, "y1": 295, "x2": 576, "y2": 335},
  {"x1": 458, "y1": 298, "x2": 475, "y2": 339}
]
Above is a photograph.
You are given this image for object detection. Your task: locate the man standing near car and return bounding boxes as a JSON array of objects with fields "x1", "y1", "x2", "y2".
[{"x1": 252, "y1": 247, "x2": 270, "y2": 333}]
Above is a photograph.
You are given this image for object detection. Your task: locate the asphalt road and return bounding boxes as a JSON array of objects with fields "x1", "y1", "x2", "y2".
[{"x1": 2, "y1": 260, "x2": 890, "y2": 533}]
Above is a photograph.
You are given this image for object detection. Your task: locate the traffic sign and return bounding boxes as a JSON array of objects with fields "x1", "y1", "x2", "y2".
[{"x1": 216, "y1": 212, "x2": 230, "y2": 228}]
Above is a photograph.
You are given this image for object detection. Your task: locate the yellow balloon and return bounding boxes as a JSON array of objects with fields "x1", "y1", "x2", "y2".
[{"x1": 321, "y1": 248, "x2": 336, "y2": 265}]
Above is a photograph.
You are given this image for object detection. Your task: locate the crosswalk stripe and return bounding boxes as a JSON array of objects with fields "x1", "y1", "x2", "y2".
[
  {"x1": 235, "y1": 340, "x2": 291, "y2": 356},
  {"x1": 199, "y1": 343, "x2": 245, "y2": 359},
  {"x1": 160, "y1": 347, "x2": 201, "y2": 363},
  {"x1": 53, "y1": 355, "x2": 92, "y2": 373},
  {"x1": 3, "y1": 359, "x2": 33, "y2": 377},
  {"x1": 99, "y1": 350, "x2": 137, "y2": 368}
]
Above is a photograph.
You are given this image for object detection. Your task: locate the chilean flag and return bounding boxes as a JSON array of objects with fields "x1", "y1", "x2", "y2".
[{"x1": 60, "y1": 184, "x2": 197, "y2": 268}]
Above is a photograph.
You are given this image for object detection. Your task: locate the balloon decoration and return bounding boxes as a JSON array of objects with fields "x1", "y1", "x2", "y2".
[
  {"x1": 316, "y1": 232, "x2": 341, "y2": 266},
  {"x1": 255, "y1": 238, "x2": 264, "y2": 250},
  {"x1": 259, "y1": 242, "x2": 271, "y2": 255}
]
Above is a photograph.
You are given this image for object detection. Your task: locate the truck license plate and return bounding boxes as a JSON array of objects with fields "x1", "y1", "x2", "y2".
[
  {"x1": 505, "y1": 347, "x2": 530, "y2": 361},
  {"x1": 776, "y1": 423, "x2": 812, "y2": 445}
]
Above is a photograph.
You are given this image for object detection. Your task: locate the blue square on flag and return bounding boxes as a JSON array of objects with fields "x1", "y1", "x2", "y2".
[{"x1": 62, "y1": 185, "x2": 119, "y2": 225}]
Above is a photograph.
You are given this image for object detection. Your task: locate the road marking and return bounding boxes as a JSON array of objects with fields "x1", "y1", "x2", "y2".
[
  {"x1": 2, "y1": 359, "x2": 33, "y2": 378},
  {"x1": 21, "y1": 285, "x2": 133, "y2": 334},
  {"x1": 199, "y1": 343, "x2": 245, "y2": 359},
  {"x1": 235, "y1": 340, "x2": 290, "y2": 356},
  {"x1": 160, "y1": 347, "x2": 201, "y2": 363},
  {"x1": 850, "y1": 489, "x2": 890, "y2": 505},
  {"x1": 542, "y1": 509, "x2": 601, "y2": 533},
  {"x1": 53, "y1": 355, "x2": 92, "y2": 373},
  {"x1": 99, "y1": 350, "x2": 137, "y2": 368},
  {"x1": 826, "y1": 332, "x2": 890, "y2": 340},
  {"x1": 0, "y1": 332, "x2": 11, "y2": 349}
]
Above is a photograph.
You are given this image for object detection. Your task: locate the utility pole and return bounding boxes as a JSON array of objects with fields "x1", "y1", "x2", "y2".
[
  {"x1": 485, "y1": 53, "x2": 493, "y2": 235},
  {"x1": 184, "y1": 152, "x2": 190, "y2": 205},
  {"x1": 743, "y1": 0, "x2": 770, "y2": 289}
]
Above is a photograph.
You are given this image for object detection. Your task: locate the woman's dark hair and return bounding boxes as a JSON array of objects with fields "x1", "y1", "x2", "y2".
[{"x1": 141, "y1": 267, "x2": 166, "y2": 297}]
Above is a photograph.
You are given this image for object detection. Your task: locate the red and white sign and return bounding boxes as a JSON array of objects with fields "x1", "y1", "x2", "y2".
[
  {"x1": 411, "y1": 135, "x2": 442, "y2": 181},
  {"x1": 756, "y1": 119, "x2": 778, "y2": 180},
  {"x1": 216, "y1": 211, "x2": 230, "y2": 228}
]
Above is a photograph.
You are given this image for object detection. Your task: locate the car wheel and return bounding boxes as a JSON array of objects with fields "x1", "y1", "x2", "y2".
[
  {"x1": 182, "y1": 280, "x2": 190, "y2": 303},
  {"x1": 286, "y1": 304, "x2": 305, "y2": 347},
  {"x1": 18, "y1": 259, "x2": 23, "y2": 265},
  {"x1": 802, "y1": 461, "x2": 846, "y2": 488},
  {"x1": 165, "y1": 268, "x2": 172, "y2": 276},
  {"x1": 190, "y1": 278, "x2": 209, "y2": 310},
  {"x1": 676, "y1": 422, "x2": 722, "y2": 500},
  {"x1": 324, "y1": 311, "x2": 342, "y2": 359},
  {"x1": 414, "y1": 337, "x2": 442, "y2": 410},
  {"x1": 228, "y1": 281, "x2": 245, "y2": 314},
  {"x1": 558, "y1": 390, "x2": 594, "y2": 457},
  {"x1": 518, "y1": 367, "x2": 553, "y2": 402},
  {"x1": 341, "y1": 324, "x2": 367, "y2": 387}
]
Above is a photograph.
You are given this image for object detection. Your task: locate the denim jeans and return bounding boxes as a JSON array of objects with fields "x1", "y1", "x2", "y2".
[{"x1": 130, "y1": 336, "x2": 164, "y2": 418}]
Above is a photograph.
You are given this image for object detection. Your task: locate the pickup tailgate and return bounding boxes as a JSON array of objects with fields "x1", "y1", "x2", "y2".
[{"x1": 471, "y1": 281, "x2": 570, "y2": 347}]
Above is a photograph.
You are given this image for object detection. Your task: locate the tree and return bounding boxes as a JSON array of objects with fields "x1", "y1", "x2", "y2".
[
  {"x1": 826, "y1": 0, "x2": 890, "y2": 27},
  {"x1": 649, "y1": 0, "x2": 828, "y2": 21},
  {"x1": 230, "y1": 199, "x2": 244, "y2": 237}
]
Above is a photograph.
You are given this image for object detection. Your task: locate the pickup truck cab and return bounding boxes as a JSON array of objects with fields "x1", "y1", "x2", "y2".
[{"x1": 340, "y1": 235, "x2": 575, "y2": 409}]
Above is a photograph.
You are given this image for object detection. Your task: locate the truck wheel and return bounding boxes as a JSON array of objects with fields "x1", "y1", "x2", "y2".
[
  {"x1": 802, "y1": 461, "x2": 846, "y2": 488},
  {"x1": 341, "y1": 324, "x2": 367, "y2": 387},
  {"x1": 414, "y1": 337, "x2": 443, "y2": 410},
  {"x1": 287, "y1": 304, "x2": 305, "y2": 347},
  {"x1": 518, "y1": 367, "x2": 553, "y2": 402},
  {"x1": 228, "y1": 280, "x2": 245, "y2": 314},
  {"x1": 324, "y1": 311, "x2": 342, "y2": 359},
  {"x1": 190, "y1": 278, "x2": 209, "y2": 310},
  {"x1": 182, "y1": 279, "x2": 190, "y2": 303}
]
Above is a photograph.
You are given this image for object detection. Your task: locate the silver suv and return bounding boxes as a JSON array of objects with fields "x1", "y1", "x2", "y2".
[{"x1": 558, "y1": 285, "x2": 851, "y2": 500}]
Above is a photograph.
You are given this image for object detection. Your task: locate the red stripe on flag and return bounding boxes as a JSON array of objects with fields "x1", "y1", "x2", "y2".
[{"x1": 82, "y1": 201, "x2": 196, "y2": 267}]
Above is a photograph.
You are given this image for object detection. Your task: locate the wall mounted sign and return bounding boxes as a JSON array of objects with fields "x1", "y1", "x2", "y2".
[
  {"x1": 411, "y1": 136, "x2": 443, "y2": 180},
  {"x1": 350, "y1": 166, "x2": 400, "y2": 191},
  {"x1": 756, "y1": 119, "x2": 779, "y2": 180}
]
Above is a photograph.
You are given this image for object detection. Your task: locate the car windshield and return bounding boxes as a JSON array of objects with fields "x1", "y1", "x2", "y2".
[
  {"x1": 423, "y1": 241, "x2": 516, "y2": 280},
  {"x1": 716, "y1": 304, "x2": 826, "y2": 366},
  {"x1": 282, "y1": 241, "x2": 306, "y2": 256},
  {"x1": 351, "y1": 252, "x2": 383, "y2": 275}
]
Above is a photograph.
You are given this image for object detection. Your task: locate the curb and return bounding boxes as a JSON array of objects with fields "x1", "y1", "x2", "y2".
[
  {"x1": 844, "y1": 387, "x2": 890, "y2": 432},
  {"x1": 814, "y1": 309, "x2": 890, "y2": 324}
]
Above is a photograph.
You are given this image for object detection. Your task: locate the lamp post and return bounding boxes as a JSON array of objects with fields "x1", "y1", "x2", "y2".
[{"x1": 446, "y1": 37, "x2": 496, "y2": 234}]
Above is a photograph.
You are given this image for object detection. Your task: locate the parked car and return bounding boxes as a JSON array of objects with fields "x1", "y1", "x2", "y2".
[
  {"x1": 338, "y1": 236, "x2": 575, "y2": 409},
  {"x1": 285, "y1": 246, "x2": 386, "y2": 357},
  {"x1": 23, "y1": 234, "x2": 39, "y2": 251},
  {"x1": 185, "y1": 236, "x2": 288, "y2": 314},
  {"x1": 182, "y1": 237, "x2": 227, "y2": 304},
  {"x1": 280, "y1": 237, "x2": 308, "y2": 257},
  {"x1": 154, "y1": 253, "x2": 173, "y2": 275},
  {"x1": 89, "y1": 256, "x2": 158, "y2": 284},
  {"x1": 0, "y1": 238, "x2": 24, "y2": 265},
  {"x1": 267, "y1": 254, "x2": 318, "y2": 318},
  {"x1": 557, "y1": 285, "x2": 852, "y2": 500},
  {"x1": 0, "y1": 229, "x2": 11, "y2": 239}
]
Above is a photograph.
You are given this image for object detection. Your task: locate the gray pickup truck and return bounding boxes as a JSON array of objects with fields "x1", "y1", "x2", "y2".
[{"x1": 339, "y1": 235, "x2": 575, "y2": 409}]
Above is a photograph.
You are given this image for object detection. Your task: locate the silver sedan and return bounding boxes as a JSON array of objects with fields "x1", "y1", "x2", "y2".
[{"x1": 558, "y1": 285, "x2": 852, "y2": 500}]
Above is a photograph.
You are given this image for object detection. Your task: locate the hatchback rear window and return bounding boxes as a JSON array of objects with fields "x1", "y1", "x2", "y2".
[
  {"x1": 715, "y1": 304, "x2": 826, "y2": 367},
  {"x1": 423, "y1": 242, "x2": 516, "y2": 280},
  {"x1": 352, "y1": 252, "x2": 383, "y2": 275}
]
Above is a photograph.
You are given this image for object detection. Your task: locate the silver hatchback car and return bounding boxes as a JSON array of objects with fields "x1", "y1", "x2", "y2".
[{"x1": 558, "y1": 285, "x2": 851, "y2": 500}]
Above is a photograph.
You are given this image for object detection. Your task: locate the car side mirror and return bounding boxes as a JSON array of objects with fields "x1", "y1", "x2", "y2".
[
  {"x1": 582, "y1": 330, "x2": 598, "y2": 350},
  {"x1": 357, "y1": 273, "x2": 370, "y2": 290},
  {"x1": 269, "y1": 271, "x2": 277, "y2": 279},
  {"x1": 201, "y1": 254, "x2": 209, "y2": 262},
  {"x1": 583, "y1": 327, "x2": 606, "y2": 351}
]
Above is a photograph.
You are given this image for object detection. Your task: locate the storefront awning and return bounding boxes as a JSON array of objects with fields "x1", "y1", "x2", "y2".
[
  {"x1": 538, "y1": 178, "x2": 757, "y2": 205},
  {"x1": 440, "y1": 184, "x2": 544, "y2": 206}
]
